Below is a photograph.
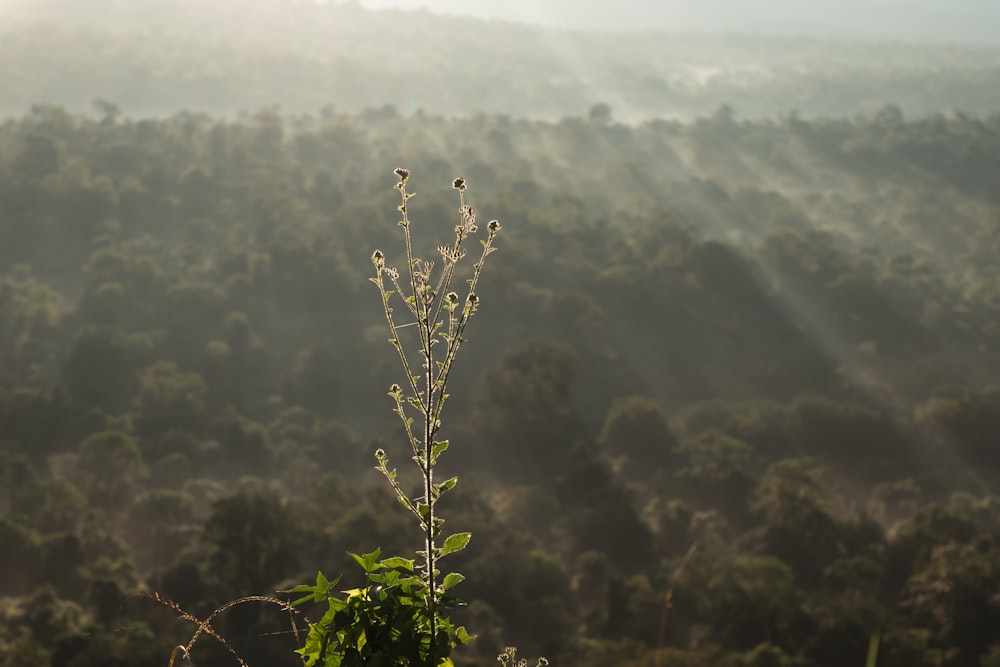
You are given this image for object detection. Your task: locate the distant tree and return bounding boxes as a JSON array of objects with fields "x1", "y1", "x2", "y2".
[
  {"x1": 748, "y1": 460, "x2": 844, "y2": 588},
  {"x1": 675, "y1": 430, "x2": 757, "y2": 523},
  {"x1": 556, "y1": 452, "x2": 655, "y2": 572},
  {"x1": 0, "y1": 387, "x2": 81, "y2": 464},
  {"x1": 475, "y1": 340, "x2": 579, "y2": 479},
  {"x1": 588, "y1": 103, "x2": 613, "y2": 125},
  {"x1": 13, "y1": 133, "x2": 61, "y2": 181},
  {"x1": 0, "y1": 268, "x2": 63, "y2": 369},
  {"x1": 17, "y1": 585, "x2": 84, "y2": 648},
  {"x1": 124, "y1": 489, "x2": 198, "y2": 572},
  {"x1": 74, "y1": 430, "x2": 148, "y2": 519},
  {"x1": 886, "y1": 502, "x2": 977, "y2": 594},
  {"x1": 0, "y1": 516, "x2": 40, "y2": 596},
  {"x1": 61, "y1": 326, "x2": 154, "y2": 412},
  {"x1": 132, "y1": 361, "x2": 208, "y2": 435},
  {"x1": 202, "y1": 490, "x2": 304, "y2": 595},
  {"x1": 19, "y1": 476, "x2": 87, "y2": 535},
  {"x1": 679, "y1": 549, "x2": 800, "y2": 651},
  {"x1": 915, "y1": 385, "x2": 1000, "y2": 471},
  {"x1": 785, "y1": 394, "x2": 905, "y2": 472},
  {"x1": 901, "y1": 542, "x2": 1000, "y2": 665},
  {"x1": 597, "y1": 395, "x2": 677, "y2": 479}
]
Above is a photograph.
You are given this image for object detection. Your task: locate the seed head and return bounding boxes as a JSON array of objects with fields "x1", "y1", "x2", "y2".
[{"x1": 452, "y1": 177, "x2": 466, "y2": 192}]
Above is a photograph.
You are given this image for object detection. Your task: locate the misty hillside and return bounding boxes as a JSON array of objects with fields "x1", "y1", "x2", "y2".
[
  {"x1": 2, "y1": 102, "x2": 1000, "y2": 666},
  {"x1": 3, "y1": 0, "x2": 1000, "y2": 119},
  {"x1": 362, "y1": 0, "x2": 1000, "y2": 42}
]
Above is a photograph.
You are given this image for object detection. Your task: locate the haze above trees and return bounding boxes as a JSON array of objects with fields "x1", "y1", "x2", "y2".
[
  {"x1": 357, "y1": 0, "x2": 1000, "y2": 43},
  {"x1": 2, "y1": 0, "x2": 1000, "y2": 119}
]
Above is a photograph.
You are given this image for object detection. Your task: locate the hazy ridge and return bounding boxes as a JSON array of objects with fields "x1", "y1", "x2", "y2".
[{"x1": 3, "y1": 0, "x2": 1000, "y2": 119}]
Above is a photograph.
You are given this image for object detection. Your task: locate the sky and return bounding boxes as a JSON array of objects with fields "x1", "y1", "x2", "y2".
[{"x1": 355, "y1": 0, "x2": 1000, "y2": 42}]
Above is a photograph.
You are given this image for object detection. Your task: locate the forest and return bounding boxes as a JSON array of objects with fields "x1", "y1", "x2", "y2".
[{"x1": 2, "y1": 2, "x2": 1000, "y2": 667}]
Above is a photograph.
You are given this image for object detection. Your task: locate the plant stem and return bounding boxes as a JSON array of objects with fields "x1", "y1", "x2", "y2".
[{"x1": 424, "y1": 327, "x2": 437, "y2": 666}]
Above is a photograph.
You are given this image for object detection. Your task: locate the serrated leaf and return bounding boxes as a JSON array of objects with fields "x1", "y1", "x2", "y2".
[
  {"x1": 431, "y1": 440, "x2": 450, "y2": 459},
  {"x1": 439, "y1": 532, "x2": 471, "y2": 556}
]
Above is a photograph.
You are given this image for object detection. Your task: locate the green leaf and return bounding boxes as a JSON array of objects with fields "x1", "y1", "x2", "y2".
[
  {"x1": 348, "y1": 549, "x2": 381, "y2": 573},
  {"x1": 428, "y1": 440, "x2": 448, "y2": 459},
  {"x1": 380, "y1": 556, "x2": 415, "y2": 572},
  {"x1": 866, "y1": 632, "x2": 881, "y2": 667},
  {"x1": 441, "y1": 572, "x2": 465, "y2": 591},
  {"x1": 290, "y1": 592, "x2": 317, "y2": 607},
  {"x1": 439, "y1": 532, "x2": 471, "y2": 556},
  {"x1": 284, "y1": 584, "x2": 316, "y2": 594},
  {"x1": 433, "y1": 476, "x2": 458, "y2": 498}
]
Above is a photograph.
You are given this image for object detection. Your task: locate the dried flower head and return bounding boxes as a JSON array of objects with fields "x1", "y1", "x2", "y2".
[
  {"x1": 461, "y1": 205, "x2": 477, "y2": 233},
  {"x1": 452, "y1": 177, "x2": 466, "y2": 191},
  {"x1": 394, "y1": 167, "x2": 410, "y2": 181}
]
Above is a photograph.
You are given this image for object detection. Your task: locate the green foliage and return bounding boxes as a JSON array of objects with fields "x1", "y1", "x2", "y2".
[{"x1": 288, "y1": 552, "x2": 470, "y2": 667}]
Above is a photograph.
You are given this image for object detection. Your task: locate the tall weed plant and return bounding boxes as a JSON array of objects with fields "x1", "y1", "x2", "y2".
[
  {"x1": 160, "y1": 169, "x2": 543, "y2": 667},
  {"x1": 285, "y1": 168, "x2": 499, "y2": 667}
]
